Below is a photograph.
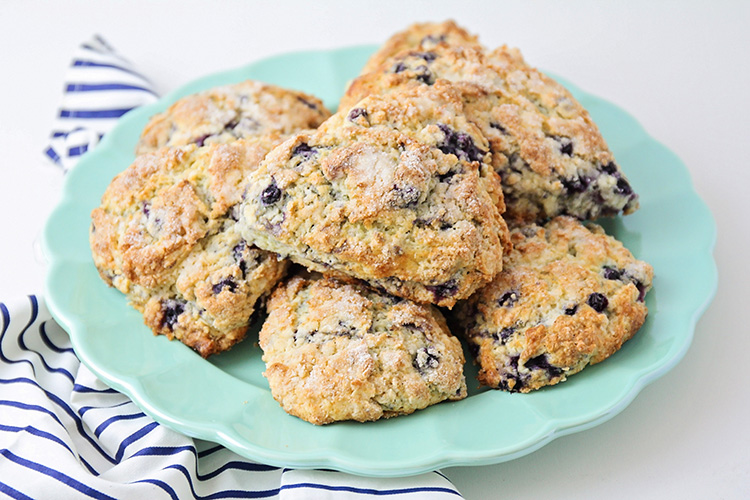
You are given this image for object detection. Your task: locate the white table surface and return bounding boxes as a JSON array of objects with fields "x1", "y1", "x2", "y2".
[{"x1": 1, "y1": 1, "x2": 747, "y2": 498}]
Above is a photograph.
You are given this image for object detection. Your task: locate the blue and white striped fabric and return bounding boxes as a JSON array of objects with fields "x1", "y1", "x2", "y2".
[
  {"x1": 11, "y1": 36, "x2": 466, "y2": 499},
  {"x1": 44, "y1": 35, "x2": 159, "y2": 172},
  {"x1": 0, "y1": 296, "x2": 463, "y2": 499}
]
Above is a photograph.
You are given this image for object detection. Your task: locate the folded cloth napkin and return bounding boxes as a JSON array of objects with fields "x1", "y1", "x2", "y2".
[
  {"x1": 1, "y1": 36, "x2": 466, "y2": 499},
  {"x1": 44, "y1": 35, "x2": 158, "y2": 172}
]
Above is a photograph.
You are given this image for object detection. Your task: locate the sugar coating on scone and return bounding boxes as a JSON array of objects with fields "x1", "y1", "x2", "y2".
[
  {"x1": 238, "y1": 85, "x2": 509, "y2": 308},
  {"x1": 454, "y1": 216, "x2": 653, "y2": 392},
  {"x1": 260, "y1": 273, "x2": 467, "y2": 425},
  {"x1": 326, "y1": 81, "x2": 507, "y2": 212},
  {"x1": 140, "y1": 223, "x2": 288, "y2": 357},
  {"x1": 135, "y1": 80, "x2": 331, "y2": 155},
  {"x1": 359, "y1": 20, "x2": 481, "y2": 75},
  {"x1": 90, "y1": 138, "x2": 289, "y2": 356},
  {"x1": 343, "y1": 39, "x2": 639, "y2": 223}
]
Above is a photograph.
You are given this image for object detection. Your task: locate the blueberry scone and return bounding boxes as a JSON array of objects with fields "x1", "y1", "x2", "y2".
[
  {"x1": 454, "y1": 216, "x2": 653, "y2": 392},
  {"x1": 260, "y1": 273, "x2": 467, "y2": 425},
  {"x1": 135, "y1": 80, "x2": 331, "y2": 155},
  {"x1": 343, "y1": 36, "x2": 639, "y2": 223},
  {"x1": 238, "y1": 84, "x2": 510, "y2": 308},
  {"x1": 359, "y1": 20, "x2": 481, "y2": 75},
  {"x1": 90, "y1": 139, "x2": 289, "y2": 356}
]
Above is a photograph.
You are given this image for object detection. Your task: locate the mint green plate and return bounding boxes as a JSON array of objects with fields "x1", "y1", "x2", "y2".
[{"x1": 42, "y1": 46, "x2": 717, "y2": 477}]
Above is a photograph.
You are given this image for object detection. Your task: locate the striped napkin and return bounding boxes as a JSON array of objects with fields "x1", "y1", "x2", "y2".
[
  {"x1": 1, "y1": 36, "x2": 466, "y2": 499},
  {"x1": 44, "y1": 35, "x2": 158, "y2": 172}
]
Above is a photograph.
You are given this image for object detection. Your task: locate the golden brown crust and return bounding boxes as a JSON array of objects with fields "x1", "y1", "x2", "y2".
[
  {"x1": 136, "y1": 80, "x2": 331, "y2": 155},
  {"x1": 90, "y1": 137, "x2": 291, "y2": 357},
  {"x1": 91, "y1": 138, "x2": 279, "y2": 288},
  {"x1": 238, "y1": 84, "x2": 510, "y2": 307},
  {"x1": 455, "y1": 216, "x2": 653, "y2": 392},
  {"x1": 260, "y1": 273, "x2": 467, "y2": 425},
  {"x1": 359, "y1": 20, "x2": 481, "y2": 75},
  {"x1": 343, "y1": 37, "x2": 639, "y2": 223}
]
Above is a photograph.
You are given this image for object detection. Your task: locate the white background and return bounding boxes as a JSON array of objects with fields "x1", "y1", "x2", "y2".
[{"x1": 1, "y1": 1, "x2": 748, "y2": 498}]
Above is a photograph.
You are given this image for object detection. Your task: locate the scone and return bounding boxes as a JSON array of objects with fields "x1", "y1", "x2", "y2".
[
  {"x1": 359, "y1": 20, "x2": 482, "y2": 75},
  {"x1": 260, "y1": 273, "x2": 467, "y2": 425},
  {"x1": 343, "y1": 36, "x2": 638, "y2": 223},
  {"x1": 454, "y1": 216, "x2": 653, "y2": 392},
  {"x1": 90, "y1": 138, "x2": 289, "y2": 357},
  {"x1": 238, "y1": 84, "x2": 510, "y2": 308},
  {"x1": 135, "y1": 80, "x2": 331, "y2": 155}
]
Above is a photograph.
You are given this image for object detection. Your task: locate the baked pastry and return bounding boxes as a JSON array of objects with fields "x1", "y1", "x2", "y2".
[
  {"x1": 237, "y1": 84, "x2": 510, "y2": 308},
  {"x1": 454, "y1": 216, "x2": 653, "y2": 392},
  {"x1": 260, "y1": 272, "x2": 467, "y2": 424},
  {"x1": 359, "y1": 20, "x2": 482, "y2": 75},
  {"x1": 135, "y1": 80, "x2": 331, "y2": 155},
  {"x1": 90, "y1": 138, "x2": 289, "y2": 357},
  {"x1": 343, "y1": 34, "x2": 639, "y2": 223},
  {"x1": 92, "y1": 80, "x2": 333, "y2": 356}
]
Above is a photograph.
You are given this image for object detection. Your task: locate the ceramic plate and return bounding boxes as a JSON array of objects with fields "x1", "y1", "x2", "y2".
[{"x1": 42, "y1": 46, "x2": 717, "y2": 477}]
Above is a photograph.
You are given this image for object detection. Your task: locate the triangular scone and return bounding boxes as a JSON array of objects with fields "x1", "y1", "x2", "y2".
[
  {"x1": 260, "y1": 272, "x2": 467, "y2": 425},
  {"x1": 454, "y1": 216, "x2": 653, "y2": 392},
  {"x1": 238, "y1": 84, "x2": 509, "y2": 308},
  {"x1": 93, "y1": 81, "x2": 332, "y2": 357},
  {"x1": 136, "y1": 80, "x2": 331, "y2": 155},
  {"x1": 90, "y1": 138, "x2": 290, "y2": 357},
  {"x1": 359, "y1": 20, "x2": 482, "y2": 75},
  {"x1": 343, "y1": 40, "x2": 639, "y2": 224}
]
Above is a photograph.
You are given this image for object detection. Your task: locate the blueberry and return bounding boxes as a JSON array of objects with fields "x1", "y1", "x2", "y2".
[
  {"x1": 224, "y1": 119, "x2": 239, "y2": 130},
  {"x1": 490, "y1": 122, "x2": 508, "y2": 134},
  {"x1": 634, "y1": 280, "x2": 648, "y2": 302},
  {"x1": 347, "y1": 108, "x2": 368, "y2": 122},
  {"x1": 588, "y1": 292, "x2": 609, "y2": 312},
  {"x1": 499, "y1": 355, "x2": 524, "y2": 392},
  {"x1": 498, "y1": 291, "x2": 519, "y2": 307},
  {"x1": 561, "y1": 175, "x2": 590, "y2": 193},
  {"x1": 600, "y1": 162, "x2": 618, "y2": 175},
  {"x1": 193, "y1": 134, "x2": 211, "y2": 147},
  {"x1": 413, "y1": 346, "x2": 441, "y2": 373},
  {"x1": 437, "y1": 124, "x2": 486, "y2": 163},
  {"x1": 437, "y1": 169, "x2": 458, "y2": 183},
  {"x1": 260, "y1": 181, "x2": 282, "y2": 205},
  {"x1": 602, "y1": 266, "x2": 622, "y2": 280},
  {"x1": 426, "y1": 280, "x2": 458, "y2": 302},
  {"x1": 401, "y1": 321, "x2": 425, "y2": 332},
  {"x1": 161, "y1": 299, "x2": 185, "y2": 330},
  {"x1": 291, "y1": 142, "x2": 317, "y2": 159},
  {"x1": 232, "y1": 241, "x2": 248, "y2": 276},
  {"x1": 212, "y1": 277, "x2": 237, "y2": 294},
  {"x1": 228, "y1": 204, "x2": 241, "y2": 222},
  {"x1": 414, "y1": 217, "x2": 433, "y2": 228},
  {"x1": 142, "y1": 201, "x2": 151, "y2": 217},
  {"x1": 553, "y1": 136, "x2": 573, "y2": 156},
  {"x1": 414, "y1": 65, "x2": 434, "y2": 84},
  {"x1": 564, "y1": 304, "x2": 578, "y2": 315},
  {"x1": 615, "y1": 178, "x2": 633, "y2": 195},
  {"x1": 391, "y1": 185, "x2": 421, "y2": 208},
  {"x1": 493, "y1": 326, "x2": 515, "y2": 344},
  {"x1": 525, "y1": 354, "x2": 564, "y2": 378},
  {"x1": 393, "y1": 61, "x2": 407, "y2": 73},
  {"x1": 411, "y1": 51, "x2": 437, "y2": 62}
]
